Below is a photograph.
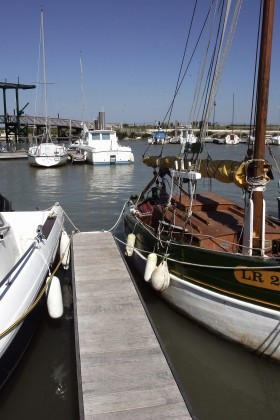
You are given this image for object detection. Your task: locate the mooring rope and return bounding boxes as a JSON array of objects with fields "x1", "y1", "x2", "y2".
[
  {"x1": 115, "y1": 235, "x2": 280, "y2": 271},
  {"x1": 103, "y1": 201, "x2": 128, "y2": 232},
  {"x1": 0, "y1": 230, "x2": 74, "y2": 341}
]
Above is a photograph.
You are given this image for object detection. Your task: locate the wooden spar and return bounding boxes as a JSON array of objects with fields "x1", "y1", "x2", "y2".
[
  {"x1": 139, "y1": 172, "x2": 159, "y2": 199},
  {"x1": 253, "y1": 0, "x2": 275, "y2": 253}
]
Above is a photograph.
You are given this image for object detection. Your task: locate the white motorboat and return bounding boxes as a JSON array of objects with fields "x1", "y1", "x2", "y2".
[
  {"x1": 148, "y1": 129, "x2": 170, "y2": 145},
  {"x1": 78, "y1": 124, "x2": 134, "y2": 165},
  {"x1": 224, "y1": 133, "x2": 240, "y2": 144},
  {"x1": 272, "y1": 135, "x2": 280, "y2": 145},
  {"x1": 0, "y1": 199, "x2": 69, "y2": 388}
]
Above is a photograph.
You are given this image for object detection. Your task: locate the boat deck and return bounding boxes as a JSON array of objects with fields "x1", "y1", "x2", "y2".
[{"x1": 72, "y1": 231, "x2": 193, "y2": 419}]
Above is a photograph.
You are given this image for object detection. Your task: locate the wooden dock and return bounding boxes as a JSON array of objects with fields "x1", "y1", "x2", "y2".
[
  {"x1": 72, "y1": 231, "x2": 193, "y2": 419},
  {"x1": 0, "y1": 151, "x2": 27, "y2": 159}
]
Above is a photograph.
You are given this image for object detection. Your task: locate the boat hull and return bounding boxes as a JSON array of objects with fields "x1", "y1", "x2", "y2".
[
  {"x1": 28, "y1": 144, "x2": 68, "y2": 167},
  {"x1": 123, "y1": 202, "x2": 280, "y2": 361},
  {"x1": 128, "y1": 243, "x2": 280, "y2": 361},
  {"x1": 0, "y1": 203, "x2": 65, "y2": 388},
  {"x1": 28, "y1": 154, "x2": 68, "y2": 167},
  {"x1": 85, "y1": 149, "x2": 134, "y2": 165}
]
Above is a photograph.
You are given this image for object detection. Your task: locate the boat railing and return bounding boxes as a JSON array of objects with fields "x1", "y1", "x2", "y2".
[{"x1": 0, "y1": 243, "x2": 36, "y2": 288}]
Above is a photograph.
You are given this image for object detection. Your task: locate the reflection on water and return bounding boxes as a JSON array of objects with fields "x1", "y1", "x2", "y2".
[
  {"x1": 0, "y1": 269, "x2": 79, "y2": 420},
  {"x1": 51, "y1": 361, "x2": 69, "y2": 401},
  {"x1": 1, "y1": 140, "x2": 280, "y2": 419},
  {"x1": 130, "y1": 262, "x2": 280, "y2": 420}
]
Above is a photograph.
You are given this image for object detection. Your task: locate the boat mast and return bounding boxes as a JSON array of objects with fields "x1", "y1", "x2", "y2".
[
  {"x1": 252, "y1": 0, "x2": 274, "y2": 253},
  {"x1": 41, "y1": 8, "x2": 48, "y2": 137},
  {"x1": 231, "y1": 93, "x2": 234, "y2": 133}
]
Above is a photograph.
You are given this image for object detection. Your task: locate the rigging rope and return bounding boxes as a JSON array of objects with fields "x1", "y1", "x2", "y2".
[
  {"x1": 201, "y1": 0, "x2": 243, "y2": 140},
  {"x1": 247, "y1": 0, "x2": 263, "y2": 153},
  {"x1": 0, "y1": 230, "x2": 74, "y2": 341}
]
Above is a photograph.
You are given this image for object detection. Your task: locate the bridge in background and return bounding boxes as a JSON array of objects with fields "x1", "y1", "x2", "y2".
[
  {"x1": 0, "y1": 81, "x2": 98, "y2": 142},
  {"x1": 0, "y1": 114, "x2": 96, "y2": 140}
]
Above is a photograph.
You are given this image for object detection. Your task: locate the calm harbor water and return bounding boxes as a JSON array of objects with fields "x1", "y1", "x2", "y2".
[{"x1": 1, "y1": 140, "x2": 280, "y2": 419}]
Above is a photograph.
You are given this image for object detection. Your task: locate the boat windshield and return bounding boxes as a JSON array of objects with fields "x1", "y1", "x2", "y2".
[{"x1": 92, "y1": 133, "x2": 111, "y2": 140}]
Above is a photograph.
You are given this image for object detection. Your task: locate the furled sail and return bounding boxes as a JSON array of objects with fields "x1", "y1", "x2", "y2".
[{"x1": 143, "y1": 156, "x2": 271, "y2": 189}]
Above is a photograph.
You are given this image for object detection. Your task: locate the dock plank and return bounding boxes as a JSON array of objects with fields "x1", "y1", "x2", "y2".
[{"x1": 72, "y1": 231, "x2": 193, "y2": 419}]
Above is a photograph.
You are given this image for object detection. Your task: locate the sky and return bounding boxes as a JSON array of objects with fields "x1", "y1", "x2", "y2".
[{"x1": 1, "y1": 0, "x2": 280, "y2": 126}]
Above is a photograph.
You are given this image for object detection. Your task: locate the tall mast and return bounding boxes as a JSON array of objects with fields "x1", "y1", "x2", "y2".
[
  {"x1": 80, "y1": 52, "x2": 86, "y2": 122},
  {"x1": 41, "y1": 8, "x2": 48, "y2": 133},
  {"x1": 252, "y1": 0, "x2": 274, "y2": 253},
  {"x1": 232, "y1": 93, "x2": 234, "y2": 133}
]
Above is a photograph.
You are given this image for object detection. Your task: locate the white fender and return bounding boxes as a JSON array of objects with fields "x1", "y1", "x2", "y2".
[
  {"x1": 151, "y1": 260, "x2": 170, "y2": 291},
  {"x1": 126, "y1": 233, "x2": 136, "y2": 257},
  {"x1": 60, "y1": 230, "x2": 70, "y2": 270},
  {"x1": 46, "y1": 276, "x2": 63, "y2": 319},
  {"x1": 144, "y1": 253, "x2": 157, "y2": 282}
]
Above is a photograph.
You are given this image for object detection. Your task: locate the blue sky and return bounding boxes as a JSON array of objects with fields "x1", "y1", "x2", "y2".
[{"x1": 1, "y1": 0, "x2": 280, "y2": 125}]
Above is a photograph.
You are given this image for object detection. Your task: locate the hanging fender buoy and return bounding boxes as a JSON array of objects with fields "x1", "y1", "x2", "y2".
[
  {"x1": 144, "y1": 253, "x2": 157, "y2": 282},
  {"x1": 151, "y1": 260, "x2": 170, "y2": 292},
  {"x1": 46, "y1": 276, "x2": 63, "y2": 319},
  {"x1": 60, "y1": 229, "x2": 70, "y2": 270},
  {"x1": 125, "y1": 233, "x2": 136, "y2": 257}
]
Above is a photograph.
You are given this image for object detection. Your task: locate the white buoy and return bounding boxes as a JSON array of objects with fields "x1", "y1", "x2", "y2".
[
  {"x1": 144, "y1": 253, "x2": 157, "y2": 282},
  {"x1": 46, "y1": 276, "x2": 63, "y2": 319},
  {"x1": 60, "y1": 230, "x2": 70, "y2": 270},
  {"x1": 125, "y1": 233, "x2": 136, "y2": 256},
  {"x1": 151, "y1": 260, "x2": 170, "y2": 291}
]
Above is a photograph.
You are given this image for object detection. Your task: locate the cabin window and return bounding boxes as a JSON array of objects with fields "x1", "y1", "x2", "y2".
[
  {"x1": 101, "y1": 133, "x2": 110, "y2": 140},
  {"x1": 92, "y1": 133, "x2": 101, "y2": 140}
]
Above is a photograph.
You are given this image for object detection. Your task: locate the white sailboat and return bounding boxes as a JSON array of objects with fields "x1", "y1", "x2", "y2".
[
  {"x1": 28, "y1": 9, "x2": 68, "y2": 168},
  {"x1": 224, "y1": 94, "x2": 240, "y2": 144}
]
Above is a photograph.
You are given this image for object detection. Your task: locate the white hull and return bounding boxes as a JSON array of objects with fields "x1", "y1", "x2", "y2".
[
  {"x1": 178, "y1": 128, "x2": 197, "y2": 146},
  {"x1": 78, "y1": 126, "x2": 134, "y2": 165},
  {"x1": 131, "y1": 248, "x2": 280, "y2": 361},
  {"x1": 272, "y1": 136, "x2": 280, "y2": 145},
  {"x1": 0, "y1": 203, "x2": 65, "y2": 381},
  {"x1": 224, "y1": 134, "x2": 240, "y2": 144},
  {"x1": 148, "y1": 139, "x2": 170, "y2": 145},
  {"x1": 28, "y1": 143, "x2": 68, "y2": 167},
  {"x1": 85, "y1": 149, "x2": 134, "y2": 165}
]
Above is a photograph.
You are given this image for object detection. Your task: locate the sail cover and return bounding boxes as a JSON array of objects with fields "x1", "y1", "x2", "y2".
[{"x1": 143, "y1": 156, "x2": 271, "y2": 189}]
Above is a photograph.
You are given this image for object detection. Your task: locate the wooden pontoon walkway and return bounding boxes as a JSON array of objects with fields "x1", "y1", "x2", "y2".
[{"x1": 72, "y1": 231, "x2": 193, "y2": 419}]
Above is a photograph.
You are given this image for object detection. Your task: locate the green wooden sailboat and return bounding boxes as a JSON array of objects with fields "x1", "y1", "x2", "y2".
[{"x1": 123, "y1": 0, "x2": 280, "y2": 361}]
